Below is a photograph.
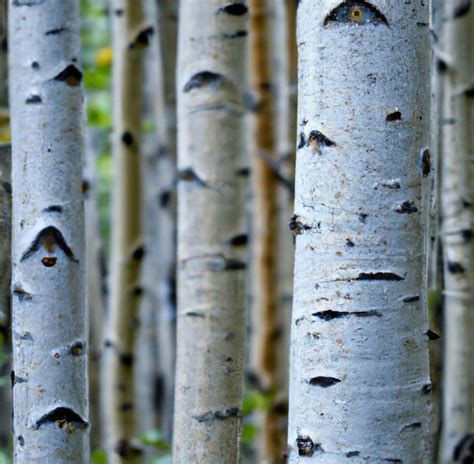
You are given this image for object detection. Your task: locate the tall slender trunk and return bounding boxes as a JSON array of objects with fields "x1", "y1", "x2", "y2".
[
  {"x1": 0, "y1": 0, "x2": 6, "y2": 107},
  {"x1": 273, "y1": 0, "x2": 297, "y2": 460},
  {"x1": 103, "y1": 1, "x2": 150, "y2": 462},
  {"x1": 155, "y1": 0, "x2": 178, "y2": 439},
  {"x1": 248, "y1": 0, "x2": 279, "y2": 459},
  {"x1": 9, "y1": 1, "x2": 88, "y2": 462},
  {"x1": 173, "y1": 1, "x2": 248, "y2": 462},
  {"x1": 84, "y1": 130, "x2": 105, "y2": 450},
  {"x1": 439, "y1": 1, "x2": 474, "y2": 462},
  {"x1": 288, "y1": 2, "x2": 432, "y2": 462},
  {"x1": 0, "y1": 143, "x2": 10, "y2": 450}
]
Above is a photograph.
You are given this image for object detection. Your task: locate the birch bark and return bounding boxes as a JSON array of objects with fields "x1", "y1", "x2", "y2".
[
  {"x1": 154, "y1": 0, "x2": 178, "y2": 438},
  {"x1": 103, "y1": 0, "x2": 150, "y2": 461},
  {"x1": 8, "y1": 1, "x2": 88, "y2": 462},
  {"x1": 0, "y1": 143, "x2": 10, "y2": 449},
  {"x1": 288, "y1": 1, "x2": 432, "y2": 462},
  {"x1": 439, "y1": 1, "x2": 474, "y2": 462},
  {"x1": 173, "y1": 1, "x2": 248, "y2": 462}
]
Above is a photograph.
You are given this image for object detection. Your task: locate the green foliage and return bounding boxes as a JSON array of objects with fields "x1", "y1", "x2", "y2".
[
  {"x1": 0, "y1": 451, "x2": 10, "y2": 464},
  {"x1": 242, "y1": 389, "x2": 272, "y2": 416},
  {"x1": 90, "y1": 450, "x2": 107, "y2": 464},
  {"x1": 138, "y1": 430, "x2": 171, "y2": 453},
  {"x1": 241, "y1": 423, "x2": 259, "y2": 446}
]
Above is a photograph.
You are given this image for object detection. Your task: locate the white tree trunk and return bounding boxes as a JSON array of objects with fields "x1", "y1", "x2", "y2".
[
  {"x1": 439, "y1": 1, "x2": 474, "y2": 462},
  {"x1": 173, "y1": 1, "x2": 248, "y2": 462},
  {"x1": 288, "y1": 1, "x2": 432, "y2": 462},
  {"x1": 0, "y1": 143, "x2": 11, "y2": 449},
  {"x1": 103, "y1": 0, "x2": 150, "y2": 462},
  {"x1": 84, "y1": 129, "x2": 105, "y2": 450},
  {"x1": 154, "y1": 0, "x2": 178, "y2": 439},
  {"x1": 8, "y1": 1, "x2": 88, "y2": 462}
]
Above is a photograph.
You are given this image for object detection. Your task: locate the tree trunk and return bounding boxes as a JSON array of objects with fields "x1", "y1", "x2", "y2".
[
  {"x1": 173, "y1": 1, "x2": 248, "y2": 462},
  {"x1": 9, "y1": 1, "x2": 88, "y2": 462},
  {"x1": 103, "y1": 1, "x2": 150, "y2": 462},
  {"x1": 84, "y1": 129, "x2": 105, "y2": 450},
  {"x1": 439, "y1": 1, "x2": 474, "y2": 462},
  {"x1": 0, "y1": 143, "x2": 10, "y2": 450},
  {"x1": 288, "y1": 2, "x2": 432, "y2": 462},
  {"x1": 273, "y1": 0, "x2": 297, "y2": 460},
  {"x1": 154, "y1": 0, "x2": 178, "y2": 440},
  {"x1": 248, "y1": 0, "x2": 280, "y2": 459}
]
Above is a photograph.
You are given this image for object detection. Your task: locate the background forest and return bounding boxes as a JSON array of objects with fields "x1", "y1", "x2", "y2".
[{"x1": 0, "y1": 0, "x2": 472, "y2": 463}]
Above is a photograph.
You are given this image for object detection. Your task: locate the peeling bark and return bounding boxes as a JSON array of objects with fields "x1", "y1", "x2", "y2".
[
  {"x1": 103, "y1": 1, "x2": 149, "y2": 462},
  {"x1": 173, "y1": 1, "x2": 248, "y2": 461},
  {"x1": 288, "y1": 1, "x2": 432, "y2": 462},
  {"x1": 439, "y1": 1, "x2": 474, "y2": 462},
  {"x1": 8, "y1": 1, "x2": 88, "y2": 461}
]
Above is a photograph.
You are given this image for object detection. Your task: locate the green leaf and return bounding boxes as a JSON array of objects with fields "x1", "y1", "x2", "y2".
[
  {"x1": 241, "y1": 423, "x2": 258, "y2": 446},
  {"x1": 0, "y1": 451, "x2": 11, "y2": 464},
  {"x1": 90, "y1": 449, "x2": 107, "y2": 464},
  {"x1": 138, "y1": 430, "x2": 171, "y2": 452},
  {"x1": 242, "y1": 389, "x2": 272, "y2": 415},
  {"x1": 0, "y1": 376, "x2": 8, "y2": 388},
  {"x1": 150, "y1": 455, "x2": 172, "y2": 464}
]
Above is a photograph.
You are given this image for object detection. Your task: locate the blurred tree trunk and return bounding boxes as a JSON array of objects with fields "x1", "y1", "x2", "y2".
[
  {"x1": 103, "y1": 1, "x2": 150, "y2": 462},
  {"x1": 154, "y1": 0, "x2": 178, "y2": 440},
  {"x1": 273, "y1": 0, "x2": 297, "y2": 460},
  {"x1": 0, "y1": 1, "x2": 9, "y2": 451},
  {"x1": 247, "y1": 0, "x2": 279, "y2": 460},
  {"x1": 84, "y1": 130, "x2": 105, "y2": 450},
  {"x1": 173, "y1": 1, "x2": 248, "y2": 462},
  {"x1": 0, "y1": 143, "x2": 10, "y2": 450},
  {"x1": 9, "y1": 1, "x2": 88, "y2": 462},
  {"x1": 439, "y1": 1, "x2": 474, "y2": 462},
  {"x1": 429, "y1": 0, "x2": 444, "y2": 460},
  {"x1": 134, "y1": 0, "x2": 163, "y2": 436},
  {"x1": 288, "y1": 2, "x2": 432, "y2": 462}
]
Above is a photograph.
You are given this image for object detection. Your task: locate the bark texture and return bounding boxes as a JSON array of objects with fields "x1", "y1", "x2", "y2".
[
  {"x1": 273, "y1": 0, "x2": 297, "y2": 460},
  {"x1": 248, "y1": 0, "x2": 280, "y2": 459},
  {"x1": 9, "y1": 1, "x2": 88, "y2": 462},
  {"x1": 288, "y1": 1, "x2": 432, "y2": 462},
  {"x1": 439, "y1": 1, "x2": 474, "y2": 462},
  {"x1": 84, "y1": 130, "x2": 105, "y2": 450},
  {"x1": 173, "y1": 1, "x2": 248, "y2": 462},
  {"x1": 103, "y1": 1, "x2": 149, "y2": 462},
  {"x1": 154, "y1": 0, "x2": 178, "y2": 438},
  {"x1": 0, "y1": 143, "x2": 10, "y2": 449}
]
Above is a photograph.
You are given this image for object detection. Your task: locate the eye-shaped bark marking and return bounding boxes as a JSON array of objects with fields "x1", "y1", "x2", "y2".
[
  {"x1": 296, "y1": 435, "x2": 315, "y2": 456},
  {"x1": 306, "y1": 130, "x2": 336, "y2": 155},
  {"x1": 20, "y1": 226, "x2": 78, "y2": 263},
  {"x1": 45, "y1": 27, "x2": 66, "y2": 36},
  {"x1": 183, "y1": 71, "x2": 227, "y2": 92},
  {"x1": 177, "y1": 168, "x2": 208, "y2": 187},
  {"x1": 453, "y1": 434, "x2": 474, "y2": 462},
  {"x1": 216, "y1": 3, "x2": 248, "y2": 15},
  {"x1": 324, "y1": 1, "x2": 389, "y2": 26},
  {"x1": 34, "y1": 407, "x2": 88, "y2": 430},
  {"x1": 192, "y1": 408, "x2": 241, "y2": 423},
  {"x1": 313, "y1": 310, "x2": 381, "y2": 320},
  {"x1": 129, "y1": 26, "x2": 154, "y2": 49},
  {"x1": 53, "y1": 64, "x2": 83, "y2": 87},
  {"x1": 25, "y1": 94, "x2": 42, "y2": 104},
  {"x1": 419, "y1": 148, "x2": 431, "y2": 177},
  {"x1": 309, "y1": 376, "x2": 341, "y2": 387}
]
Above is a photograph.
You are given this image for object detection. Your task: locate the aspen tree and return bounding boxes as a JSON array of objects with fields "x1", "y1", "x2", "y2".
[
  {"x1": 273, "y1": 0, "x2": 297, "y2": 459},
  {"x1": 102, "y1": 0, "x2": 151, "y2": 461},
  {"x1": 84, "y1": 131, "x2": 105, "y2": 449},
  {"x1": 248, "y1": 0, "x2": 280, "y2": 459},
  {"x1": 0, "y1": 143, "x2": 10, "y2": 449},
  {"x1": 173, "y1": 1, "x2": 248, "y2": 462},
  {"x1": 439, "y1": 1, "x2": 474, "y2": 462},
  {"x1": 155, "y1": 0, "x2": 178, "y2": 438},
  {"x1": 288, "y1": 1, "x2": 432, "y2": 462},
  {"x1": 9, "y1": 1, "x2": 88, "y2": 462}
]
